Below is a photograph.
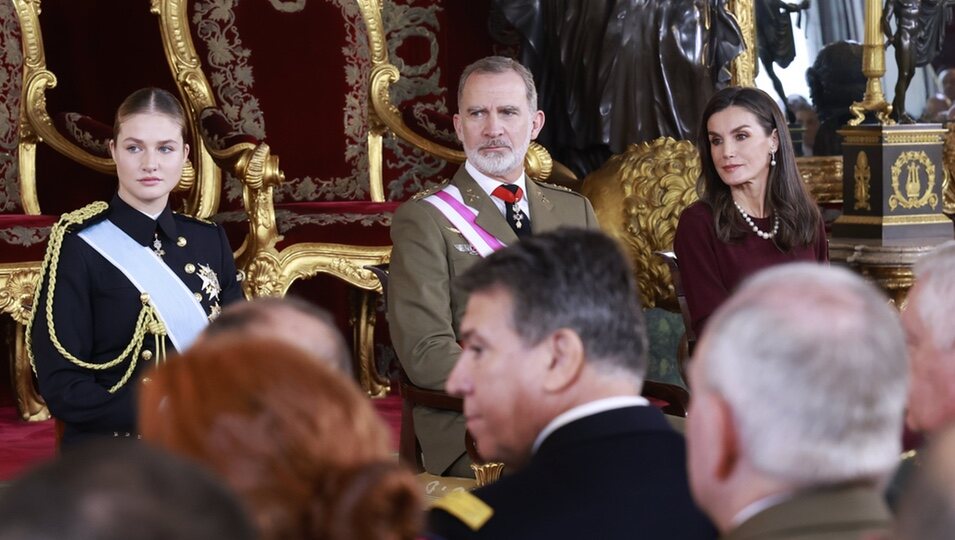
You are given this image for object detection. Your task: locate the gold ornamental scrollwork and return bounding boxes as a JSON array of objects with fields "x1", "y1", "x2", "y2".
[
  {"x1": 244, "y1": 253, "x2": 282, "y2": 298},
  {"x1": 854, "y1": 151, "x2": 872, "y2": 210},
  {"x1": 582, "y1": 137, "x2": 699, "y2": 311},
  {"x1": 889, "y1": 150, "x2": 938, "y2": 211},
  {"x1": 0, "y1": 267, "x2": 41, "y2": 325},
  {"x1": 727, "y1": 0, "x2": 756, "y2": 87}
]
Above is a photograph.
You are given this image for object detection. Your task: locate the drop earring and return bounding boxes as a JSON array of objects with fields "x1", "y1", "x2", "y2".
[{"x1": 770, "y1": 150, "x2": 777, "y2": 167}]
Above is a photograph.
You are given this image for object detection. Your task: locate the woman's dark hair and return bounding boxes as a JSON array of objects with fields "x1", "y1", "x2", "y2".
[
  {"x1": 113, "y1": 87, "x2": 187, "y2": 141},
  {"x1": 696, "y1": 86, "x2": 821, "y2": 251}
]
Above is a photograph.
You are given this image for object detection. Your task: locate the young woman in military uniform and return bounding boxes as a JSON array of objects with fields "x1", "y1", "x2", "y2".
[{"x1": 28, "y1": 88, "x2": 244, "y2": 447}]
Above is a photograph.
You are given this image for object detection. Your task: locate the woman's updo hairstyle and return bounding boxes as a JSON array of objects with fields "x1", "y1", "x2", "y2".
[{"x1": 112, "y1": 87, "x2": 187, "y2": 142}]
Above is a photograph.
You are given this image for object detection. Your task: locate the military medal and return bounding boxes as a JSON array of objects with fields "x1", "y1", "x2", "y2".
[
  {"x1": 152, "y1": 232, "x2": 165, "y2": 258},
  {"x1": 512, "y1": 203, "x2": 523, "y2": 229},
  {"x1": 209, "y1": 302, "x2": 222, "y2": 321},
  {"x1": 197, "y1": 264, "x2": 221, "y2": 302}
]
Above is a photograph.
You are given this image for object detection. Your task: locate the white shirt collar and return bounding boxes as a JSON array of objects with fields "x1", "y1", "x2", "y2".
[
  {"x1": 729, "y1": 490, "x2": 797, "y2": 530},
  {"x1": 465, "y1": 161, "x2": 531, "y2": 217},
  {"x1": 532, "y1": 395, "x2": 649, "y2": 454}
]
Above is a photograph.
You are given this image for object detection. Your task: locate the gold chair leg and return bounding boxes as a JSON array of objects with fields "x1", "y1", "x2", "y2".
[
  {"x1": 9, "y1": 322, "x2": 50, "y2": 421},
  {"x1": 352, "y1": 289, "x2": 390, "y2": 398},
  {"x1": 471, "y1": 462, "x2": 505, "y2": 487}
]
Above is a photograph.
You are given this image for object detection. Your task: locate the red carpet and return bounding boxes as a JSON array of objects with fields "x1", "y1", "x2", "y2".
[
  {"x1": 0, "y1": 393, "x2": 403, "y2": 482},
  {"x1": 0, "y1": 403, "x2": 56, "y2": 482}
]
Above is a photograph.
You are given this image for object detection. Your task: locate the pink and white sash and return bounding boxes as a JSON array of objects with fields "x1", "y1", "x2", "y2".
[{"x1": 423, "y1": 185, "x2": 506, "y2": 257}]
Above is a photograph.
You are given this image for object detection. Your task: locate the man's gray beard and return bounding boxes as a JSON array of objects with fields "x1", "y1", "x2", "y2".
[{"x1": 465, "y1": 140, "x2": 529, "y2": 179}]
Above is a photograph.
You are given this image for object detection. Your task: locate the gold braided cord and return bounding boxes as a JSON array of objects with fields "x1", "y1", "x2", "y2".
[{"x1": 26, "y1": 202, "x2": 168, "y2": 394}]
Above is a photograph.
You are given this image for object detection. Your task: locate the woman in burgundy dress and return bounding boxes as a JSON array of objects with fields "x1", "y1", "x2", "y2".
[{"x1": 674, "y1": 87, "x2": 828, "y2": 338}]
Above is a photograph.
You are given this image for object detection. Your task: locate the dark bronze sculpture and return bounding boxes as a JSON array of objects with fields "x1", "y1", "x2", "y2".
[
  {"x1": 882, "y1": 0, "x2": 955, "y2": 123},
  {"x1": 756, "y1": 0, "x2": 811, "y2": 123},
  {"x1": 491, "y1": 0, "x2": 744, "y2": 177},
  {"x1": 806, "y1": 41, "x2": 867, "y2": 155}
]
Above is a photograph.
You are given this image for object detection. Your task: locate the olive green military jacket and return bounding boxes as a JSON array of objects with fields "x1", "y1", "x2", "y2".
[
  {"x1": 723, "y1": 484, "x2": 892, "y2": 540},
  {"x1": 388, "y1": 165, "x2": 599, "y2": 475}
]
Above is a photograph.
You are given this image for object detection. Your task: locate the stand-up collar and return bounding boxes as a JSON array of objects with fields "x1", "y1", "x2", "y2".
[{"x1": 107, "y1": 194, "x2": 176, "y2": 246}]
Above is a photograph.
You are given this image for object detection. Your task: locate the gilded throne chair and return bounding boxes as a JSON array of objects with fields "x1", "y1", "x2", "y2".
[{"x1": 2, "y1": 0, "x2": 209, "y2": 420}]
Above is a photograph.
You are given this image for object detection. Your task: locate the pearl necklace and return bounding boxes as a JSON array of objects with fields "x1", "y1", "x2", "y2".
[{"x1": 733, "y1": 200, "x2": 779, "y2": 240}]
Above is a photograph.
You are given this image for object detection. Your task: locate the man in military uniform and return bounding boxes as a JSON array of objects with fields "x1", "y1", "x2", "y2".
[
  {"x1": 427, "y1": 229, "x2": 714, "y2": 538},
  {"x1": 388, "y1": 56, "x2": 599, "y2": 477},
  {"x1": 686, "y1": 264, "x2": 906, "y2": 539}
]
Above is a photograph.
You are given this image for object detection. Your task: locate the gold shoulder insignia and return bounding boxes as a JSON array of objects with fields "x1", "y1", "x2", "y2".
[
  {"x1": 411, "y1": 180, "x2": 450, "y2": 201},
  {"x1": 62, "y1": 201, "x2": 109, "y2": 225},
  {"x1": 536, "y1": 181, "x2": 578, "y2": 194},
  {"x1": 431, "y1": 491, "x2": 494, "y2": 531}
]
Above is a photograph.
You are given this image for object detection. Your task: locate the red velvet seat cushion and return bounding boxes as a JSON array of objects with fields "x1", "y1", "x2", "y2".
[{"x1": 0, "y1": 214, "x2": 57, "y2": 263}]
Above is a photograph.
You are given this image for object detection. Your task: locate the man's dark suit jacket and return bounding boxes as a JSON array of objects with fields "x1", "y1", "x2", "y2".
[{"x1": 427, "y1": 405, "x2": 717, "y2": 539}]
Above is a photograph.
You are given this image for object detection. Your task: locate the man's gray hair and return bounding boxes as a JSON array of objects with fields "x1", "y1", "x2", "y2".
[
  {"x1": 700, "y1": 263, "x2": 907, "y2": 486},
  {"x1": 912, "y1": 240, "x2": 955, "y2": 351},
  {"x1": 457, "y1": 56, "x2": 538, "y2": 112}
]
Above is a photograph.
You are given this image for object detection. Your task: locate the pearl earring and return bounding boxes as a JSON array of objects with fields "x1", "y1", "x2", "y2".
[{"x1": 770, "y1": 150, "x2": 777, "y2": 167}]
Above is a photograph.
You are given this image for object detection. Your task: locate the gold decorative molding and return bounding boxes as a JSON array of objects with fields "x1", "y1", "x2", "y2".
[
  {"x1": 151, "y1": 0, "x2": 223, "y2": 219},
  {"x1": 945, "y1": 123, "x2": 955, "y2": 214},
  {"x1": 888, "y1": 151, "x2": 938, "y2": 211},
  {"x1": 834, "y1": 213, "x2": 952, "y2": 226},
  {"x1": 583, "y1": 137, "x2": 699, "y2": 311},
  {"x1": 797, "y1": 155, "x2": 843, "y2": 205},
  {"x1": 727, "y1": 0, "x2": 756, "y2": 87},
  {"x1": 853, "y1": 151, "x2": 872, "y2": 210},
  {"x1": 0, "y1": 262, "x2": 49, "y2": 421},
  {"x1": 0, "y1": 263, "x2": 40, "y2": 325}
]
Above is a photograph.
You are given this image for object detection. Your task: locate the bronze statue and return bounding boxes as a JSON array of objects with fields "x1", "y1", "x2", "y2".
[
  {"x1": 807, "y1": 41, "x2": 866, "y2": 155},
  {"x1": 491, "y1": 0, "x2": 744, "y2": 177},
  {"x1": 756, "y1": 0, "x2": 811, "y2": 123},
  {"x1": 882, "y1": 0, "x2": 955, "y2": 123}
]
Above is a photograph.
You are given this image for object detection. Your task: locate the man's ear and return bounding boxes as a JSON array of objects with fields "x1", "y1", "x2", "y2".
[
  {"x1": 712, "y1": 395, "x2": 740, "y2": 482},
  {"x1": 541, "y1": 328, "x2": 584, "y2": 393},
  {"x1": 530, "y1": 110, "x2": 545, "y2": 140},
  {"x1": 453, "y1": 112, "x2": 464, "y2": 143}
]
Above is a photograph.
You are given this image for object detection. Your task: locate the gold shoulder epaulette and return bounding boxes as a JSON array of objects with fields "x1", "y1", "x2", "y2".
[
  {"x1": 431, "y1": 491, "x2": 494, "y2": 531},
  {"x1": 411, "y1": 180, "x2": 450, "y2": 201},
  {"x1": 60, "y1": 201, "x2": 109, "y2": 228},
  {"x1": 536, "y1": 181, "x2": 578, "y2": 194}
]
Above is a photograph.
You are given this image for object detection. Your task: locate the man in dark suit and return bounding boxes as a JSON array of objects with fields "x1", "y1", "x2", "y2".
[
  {"x1": 686, "y1": 264, "x2": 907, "y2": 539},
  {"x1": 388, "y1": 56, "x2": 599, "y2": 477},
  {"x1": 427, "y1": 228, "x2": 714, "y2": 539}
]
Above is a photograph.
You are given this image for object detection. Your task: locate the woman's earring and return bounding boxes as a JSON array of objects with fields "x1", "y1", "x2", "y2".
[{"x1": 770, "y1": 150, "x2": 777, "y2": 167}]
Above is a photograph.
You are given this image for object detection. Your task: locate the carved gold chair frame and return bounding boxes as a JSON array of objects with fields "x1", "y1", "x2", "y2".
[
  {"x1": 3, "y1": 0, "x2": 209, "y2": 421},
  {"x1": 151, "y1": 0, "x2": 392, "y2": 396},
  {"x1": 358, "y1": 0, "x2": 558, "y2": 184}
]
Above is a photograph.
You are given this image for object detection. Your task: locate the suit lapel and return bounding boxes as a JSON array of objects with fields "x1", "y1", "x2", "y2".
[
  {"x1": 453, "y1": 167, "x2": 518, "y2": 245},
  {"x1": 527, "y1": 179, "x2": 561, "y2": 233}
]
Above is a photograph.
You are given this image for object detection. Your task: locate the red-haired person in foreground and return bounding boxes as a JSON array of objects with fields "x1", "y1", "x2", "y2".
[{"x1": 139, "y1": 337, "x2": 422, "y2": 540}]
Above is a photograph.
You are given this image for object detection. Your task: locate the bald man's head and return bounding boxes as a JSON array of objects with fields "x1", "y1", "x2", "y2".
[{"x1": 201, "y1": 297, "x2": 352, "y2": 374}]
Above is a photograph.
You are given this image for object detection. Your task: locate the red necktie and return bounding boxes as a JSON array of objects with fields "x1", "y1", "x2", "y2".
[{"x1": 491, "y1": 185, "x2": 531, "y2": 237}]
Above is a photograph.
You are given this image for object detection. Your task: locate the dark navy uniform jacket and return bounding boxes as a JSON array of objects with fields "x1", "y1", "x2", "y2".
[
  {"x1": 428, "y1": 405, "x2": 717, "y2": 539},
  {"x1": 31, "y1": 195, "x2": 243, "y2": 447}
]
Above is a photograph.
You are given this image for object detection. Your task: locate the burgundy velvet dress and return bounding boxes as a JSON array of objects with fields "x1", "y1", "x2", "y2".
[{"x1": 673, "y1": 201, "x2": 829, "y2": 337}]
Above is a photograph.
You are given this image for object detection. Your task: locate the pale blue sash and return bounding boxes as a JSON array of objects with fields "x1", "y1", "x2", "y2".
[{"x1": 77, "y1": 220, "x2": 207, "y2": 351}]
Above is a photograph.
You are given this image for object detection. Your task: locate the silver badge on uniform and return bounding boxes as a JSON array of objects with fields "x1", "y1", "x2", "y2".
[{"x1": 197, "y1": 264, "x2": 221, "y2": 302}]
